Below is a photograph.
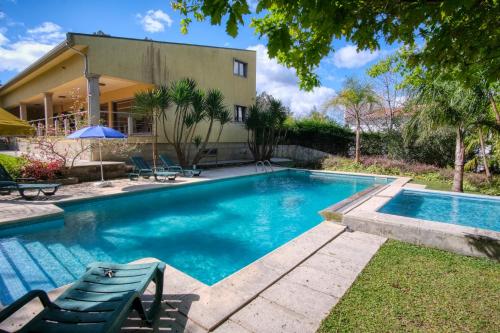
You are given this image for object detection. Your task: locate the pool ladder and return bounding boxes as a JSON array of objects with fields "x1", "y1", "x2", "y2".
[{"x1": 255, "y1": 160, "x2": 274, "y2": 172}]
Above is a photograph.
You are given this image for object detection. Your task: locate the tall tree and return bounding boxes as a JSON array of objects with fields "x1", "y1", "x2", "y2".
[
  {"x1": 367, "y1": 55, "x2": 406, "y2": 131},
  {"x1": 405, "y1": 78, "x2": 491, "y2": 192},
  {"x1": 325, "y1": 78, "x2": 379, "y2": 163},
  {"x1": 172, "y1": 0, "x2": 500, "y2": 89}
]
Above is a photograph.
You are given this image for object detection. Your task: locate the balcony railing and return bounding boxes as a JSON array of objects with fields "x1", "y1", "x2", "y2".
[{"x1": 27, "y1": 111, "x2": 152, "y2": 137}]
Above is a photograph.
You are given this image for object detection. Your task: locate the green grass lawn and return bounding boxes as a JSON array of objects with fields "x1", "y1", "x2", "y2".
[
  {"x1": 318, "y1": 240, "x2": 500, "y2": 333},
  {"x1": 411, "y1": 177, "x2": 453, "y2": 191}
]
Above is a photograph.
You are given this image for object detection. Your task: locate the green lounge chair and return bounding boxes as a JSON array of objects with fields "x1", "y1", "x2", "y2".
[
  {"x1": 128, "y1": 156, "x2": 178, "y2": 181},
  {"x1": 159, "y1": 154, "x2": 202, "y2": 177},
  {"x1": 0, "y1": 261, "x2": 166, "y2": 333},
  {"x1": 0, "y1": 164, "x2": 61, "y2": 200}
]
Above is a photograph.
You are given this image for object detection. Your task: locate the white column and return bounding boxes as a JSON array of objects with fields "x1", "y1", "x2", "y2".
[
  {"x1": 127, "y1": 115, "x2": 134, "y2": 135},
  {"x1": 43, "y1": 92, "x2": 54, "y2": 130},
  {"x1": 19, "y1": 103, "x2": 28, "y2": 120},
  {"x1": 86, "y1": 74, "x2": 101, "y2": 126}
]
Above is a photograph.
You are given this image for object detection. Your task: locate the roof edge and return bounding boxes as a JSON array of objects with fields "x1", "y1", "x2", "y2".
[{"x1": 68, "y1": 32, "x2": 256, "y2": 53}]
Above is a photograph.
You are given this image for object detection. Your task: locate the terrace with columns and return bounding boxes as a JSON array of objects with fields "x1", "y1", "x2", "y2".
[{"x1": 14, "y1": 75, "x2": 154, "y2": 137}]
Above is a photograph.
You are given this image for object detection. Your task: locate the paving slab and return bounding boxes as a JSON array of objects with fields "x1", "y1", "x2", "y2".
[
  {"x1": 260, "y1": 278, "x2": 339, "y2": 323},
  {"x1": 213, "y1": 320, "x2": 252, "y2": 333},
  {"x1": 219, "y1": 231, "x2": 387, "y2": 333},
  {"x1": 231, "y1": 296, "x2": 317, "y2": 333}
]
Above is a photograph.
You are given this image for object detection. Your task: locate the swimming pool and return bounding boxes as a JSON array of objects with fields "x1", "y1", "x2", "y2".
[
  {"x1": 0, "y1": 170, "x2": 390, "y2": 305},
  {"x1": 378, "y1": 189, "x2": 500, "y2": 232}
]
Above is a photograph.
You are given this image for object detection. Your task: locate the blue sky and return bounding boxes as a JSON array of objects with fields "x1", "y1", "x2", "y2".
[{"x1": 0, "y1": 0, "x2": 390, "y2": 116}]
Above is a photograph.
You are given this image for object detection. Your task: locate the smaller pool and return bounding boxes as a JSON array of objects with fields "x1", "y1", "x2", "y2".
[{"x1": 378, "y1": 189, "x2": 500, "y2": 232}]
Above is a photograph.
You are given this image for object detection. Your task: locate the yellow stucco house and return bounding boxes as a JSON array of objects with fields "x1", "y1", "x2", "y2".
[{"x1": 0, "y1": 32, "x2": 256, "y2": 161}]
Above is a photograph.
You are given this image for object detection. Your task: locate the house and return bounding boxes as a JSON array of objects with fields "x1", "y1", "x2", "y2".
[
  {"x1": 344, "y1": 107, "x2": 408, "y2": 132},
  {"x1": 0, "y1": 32, "x2": 256, "y2": 161}
]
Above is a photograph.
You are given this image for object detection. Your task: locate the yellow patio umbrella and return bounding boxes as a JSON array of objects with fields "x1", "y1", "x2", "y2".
[{"x1": 0, "y1": 107, "x2": 34, "y2": 136}]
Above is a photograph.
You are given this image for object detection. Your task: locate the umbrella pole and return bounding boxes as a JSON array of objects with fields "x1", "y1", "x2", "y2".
[{"x1": 99, "y1": 139, "x2": 104, "y2": 182}]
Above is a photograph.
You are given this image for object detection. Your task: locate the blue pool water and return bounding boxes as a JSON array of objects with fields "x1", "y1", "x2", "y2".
[
  {"x1": 0, "y1": 170, "x2": 390, "y2": 304},
  {"x1": 379, "y1": 189, "x2": 500, "y2": 231}
]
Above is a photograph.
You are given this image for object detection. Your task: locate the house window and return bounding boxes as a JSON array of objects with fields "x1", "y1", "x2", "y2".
[
  {"x1": 233, "y1": 59, "x2": 247, "y2": 77},
  {"x1": 234, "y1": 105, "x2": 247, "y2": 122}
]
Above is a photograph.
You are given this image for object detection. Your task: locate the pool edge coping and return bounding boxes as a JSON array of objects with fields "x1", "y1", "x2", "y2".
[
  {"x1": 0, "y1": 168, "x2": 404, "y2": 228},
  {"x1": 343, "y1": 183, "x2": 500, "y2": 260}
]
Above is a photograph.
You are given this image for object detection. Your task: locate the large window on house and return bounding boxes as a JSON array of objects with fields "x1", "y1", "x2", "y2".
[
  {"x1": 234, "y1": 105, "x2": 248, "y2": 122},
  {"x1": 233, "y1": 59, "x2": 247, "y2": 77}
]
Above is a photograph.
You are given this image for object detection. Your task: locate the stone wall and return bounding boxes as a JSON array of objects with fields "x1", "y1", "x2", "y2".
[
  {"x1": 67, "y1": 162, "x2": 128, "y2": 182},
  {"x1": 273, "y1": 145, "x2": 332, "y2": 162},
  {"x1": 15, "y1": 138, "x2": 93, "y2": 163},
  {"x1": 15, "y1": 138, "x2": 331, "y2": 165}
]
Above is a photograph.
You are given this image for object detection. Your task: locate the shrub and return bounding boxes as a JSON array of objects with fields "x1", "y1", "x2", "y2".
[
  {"x1": 322, "y1": 155, "x2": 500, "y2": 195},
  {"x1": 322, "y1": 155, "x2": 439, "y2": 176},
  {"x1": 284, "y1": 118, "x2": 353, "y2": 155},
  {"x1": 0, "y1": 153, "x2": 25, "y2": 178},
  {"x1": 21, "y1": 157, "x2": 64, "y2": 180}
]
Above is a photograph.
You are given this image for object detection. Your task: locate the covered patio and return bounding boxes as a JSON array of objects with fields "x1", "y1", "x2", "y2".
[{"x1": 7, "y1": 75, "x2": 153, "y2": 137}]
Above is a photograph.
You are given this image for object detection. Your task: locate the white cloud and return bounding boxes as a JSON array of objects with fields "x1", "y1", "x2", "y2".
[
  {"x1": 333, "y1": 45, "x2": 379, "y2": 69},
  {"x1": 0, "y1": 12, "x2": 6, "y2": 19},
  {"x1": 26, "y1": 22, "x2": 65, "y2": 43},
  {"x1": 137, "y1": 9, "x2": 173, "y2": 33},
  {"x1": 0, "y1": 22, "x2": 65, "y2": 72},
  {"x1": 248, "y1": 44, "x2": 335, "y2": 116},
  {"x1": 0, "y1": 32, "x2": 9, "y2": 46}
]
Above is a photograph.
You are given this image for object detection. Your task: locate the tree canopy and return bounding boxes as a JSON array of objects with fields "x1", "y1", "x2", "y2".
[{"x1": 171, "y1": 0, "x2": 499, "y2": 90}]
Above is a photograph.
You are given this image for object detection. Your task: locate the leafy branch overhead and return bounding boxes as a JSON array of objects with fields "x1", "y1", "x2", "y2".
[{"x1": 171, "y1": 0, "x2": 500, "y2": 90}]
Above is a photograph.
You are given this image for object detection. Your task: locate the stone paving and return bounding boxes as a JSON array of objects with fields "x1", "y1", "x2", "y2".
[
  {"x1": 118, "y1": 230, "x2": 386, "y2": 333},
  {"x1": 213, "y1": 231, "x2": 386, "y2": 333}
]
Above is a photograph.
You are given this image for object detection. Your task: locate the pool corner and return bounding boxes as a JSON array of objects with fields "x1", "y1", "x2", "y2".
[{"x1": 340, "y1": 181, "x2": 500, "y2": 261}]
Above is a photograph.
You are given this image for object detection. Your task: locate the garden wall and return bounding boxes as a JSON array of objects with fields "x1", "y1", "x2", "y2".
[
  {"x1": 15, "y1": 137, "x2": 333, "y2": 166},
  {"x1": 273, "y1": 145, "x2": 332, "y2": 162}
]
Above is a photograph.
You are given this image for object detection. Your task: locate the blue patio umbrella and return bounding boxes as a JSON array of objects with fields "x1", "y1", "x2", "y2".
[{"x1": 67, "y1": 125, "x2": 127, "y2": 185}]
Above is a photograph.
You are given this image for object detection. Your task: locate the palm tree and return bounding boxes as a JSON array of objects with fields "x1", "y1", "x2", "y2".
[
  {"x1": 325, "y1": 77, "x2": 379, "y2": 163},
  {"x1": 183, "y1": 89, "x2": 206, "y2": 163},
  {"x1": 133, "y1": 87, "x2": 170, "y2": 168},
  {"x1": 168, "y1": 78, "x2": 197, "y2": 165},
  {"x1": 192, "y1": 89, "x2": 226, "y2": 165},
  {"x1": 215, "y1": 108, "x2": 232, "y2": 144},
  {"x1": 245, "y1": 96, "x2": 288, "y2": 161},
  {"x1": 405, "y1": 78, "x2": 491, "y2": 192}
]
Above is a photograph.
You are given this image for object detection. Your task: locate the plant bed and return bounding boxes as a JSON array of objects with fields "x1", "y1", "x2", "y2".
[{"x1": 322, "y1": 156, "x2": 500, "y2": 196}]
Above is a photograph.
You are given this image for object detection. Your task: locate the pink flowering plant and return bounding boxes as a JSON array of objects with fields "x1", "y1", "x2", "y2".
[{"x1": 20, "y1": 156, "x2": 64, "y2": 181}]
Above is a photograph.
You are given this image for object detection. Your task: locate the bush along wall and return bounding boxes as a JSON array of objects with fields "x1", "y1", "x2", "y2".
[
  {"x1": 282, "y1": 117, "x2": 457, "y2": 168},
  {"x1": 283, "y1": 118, "x2": 353, "y2": 156}
]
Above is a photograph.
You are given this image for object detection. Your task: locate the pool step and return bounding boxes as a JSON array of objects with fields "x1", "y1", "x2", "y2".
[{"x1": 0, "y1": 240, "x2": 107, "y2": 306}]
